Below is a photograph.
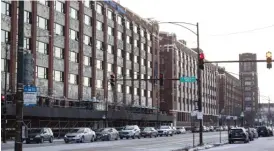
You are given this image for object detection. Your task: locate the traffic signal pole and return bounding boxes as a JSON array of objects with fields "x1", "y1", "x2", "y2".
[
  {"x1": 196, "y1": 23, "x2": 204, "y2": 146},
  {"x1": 15, "y1": 2, "x2": 24, "y2": 151}
]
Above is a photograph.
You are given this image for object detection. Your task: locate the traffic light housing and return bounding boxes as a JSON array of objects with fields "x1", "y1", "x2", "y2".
[
  {"x1": 198, "y1": 53, "x2": 205, "y2": 70},
  {"x1": 110, "y1": 73, "x2": 115, "y2": 87},
  {"x1": 1, "y1": 95, "x2": 6, "y2": 114},
  {"x1": 160, "y1": 73, "x2": 164, "y2": 86},
  {"x1": 266, "y1": 51, "x2": 272, "y2": 69}
]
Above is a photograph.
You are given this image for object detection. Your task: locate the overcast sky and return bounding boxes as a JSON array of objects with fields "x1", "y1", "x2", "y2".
[{"x1": 119, "y1": 0, "x2": 274, "y2": 103}]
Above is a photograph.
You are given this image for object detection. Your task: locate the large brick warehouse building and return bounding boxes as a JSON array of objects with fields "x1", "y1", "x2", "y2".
[{"x1": 1, "y1": 0, "x2": 173, "y2": 137}]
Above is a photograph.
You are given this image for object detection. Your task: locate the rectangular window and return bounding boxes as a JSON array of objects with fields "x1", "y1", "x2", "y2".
[
  {"x1": 126, "y1": 21, "x2": 130, "y2": 29},
  {"x1": 24, "y1": 11, "x2": 32, "y2": 23},
  {"x1": 117, "y1": 49, "x2": 122, "y2": 57},
  {"x1": 53, "y1": 70, "x2": 63, "y2": 82},
  {"x1": 84, "y1": 0, "x2": 91, "y2": 8},
  {"x1": 70, "y1": 51, "x2": 78, "y2": 63},
  {"x1": 117, "y1": 32, "x2": 122, "y2": 40},
  {"x1": 1, "y1": 1, "x2": 10, "y2": 16},
  {"x1": 133, "y1": 26, "x2": 137, "y2": 33},
  {"x1": 147, "y1": 61, "x2": 151, "y2": 68},
  {"x1": 54, "y1": 47, "x2": 64, "y2": 59},
  {"x1": 141, "y1": 43, "x2": 144, "y2": 50},
  {"x1": 97, "y1": 21, "x2": 103, "y2": 31},
  {"x1": 107, "y1": 10, "x2": 113, "y2": 20},
  {"x1": 107, "y1": 45, "x2": 113, "y2": 54},
  {"x1": 96, "y1": 41, "x2": 103, "y2": 50},
  {"x1": 84, "y1": 15, "x2": 92, "y2": 26},
  {"x1": 141, "y1": 58, "x2": 144, "y2": 65},
  {"x1": 107, "y1": 63, "x2": 113, "y2": 72},
  {"x1": 126, "y1": 36, "x2": 130, "y2": 43},
  {"x1": 141, "y1": 89, "x2": 144, "y2": 96},
  {"x1": 126, "y1": 69, "x2": 130, "y2": 77},
  {"x1": 37, "y1": 41, "x2": 48, "y2": 54},
  {"x1": 117, "y1": 16, "x2": 122, "y2": 24},
  {"x1": 1, "y1": 30, "x2": 10, "y2": 43},
  {"x1": 69, "y1": 74, "x2": 78, "y2": 84},
  {"x1": 37, "y1": 16, "x2": 48, "y2": 30},
  {"x1": 24, "y1": 38, "x2": 31, "y2": 50},
  {"x1": 36, "y1": 66, "x2": 48, "y2": 79},
  {"x1": 134, "y1": 72, "x2": 138, "y2": 79},
  {"x1": 134, "y1": 88, "x2": 137, "y2": 95},
  {"x1": 83, "y1": 77, "x2": 91, "y2": 87},
  {"x1": 134, "y1": 40, "x2": 138, "y2": 47},
  {"x1": 84, "y1": 35, "x2": 92, "y2": 45},
  {"x1": 147, "y1": 33, "x2": 151, "y2": 40},
  {"x1": 108, "y1": 27, "x2": 113, "y2": 35},
  {"x1": 96, "y1": 4, "x2": 102, "y2": 14},
  {"x1": 117, "y1": 67, "x2": 122, "y2": 75},
  {"x1": 140, "y1": 29, "x2": 144, "y2": 37},
  {"x1": 54, "y1": 23, "x2": 64, "y2": 36},
  {"x1": 69, "y1": 29, "x2": 79, "y2": 41},
  {"x1": 147, "y1": 46, "x2": 151, "y2": 53},
  {"x1": 126, "y1": 52, "x2": 130, "y2": 60},
  {"x1": 96, "y1": 80, "x2": 103, "y2": 88},
  {"x1": 140, "y1": 74, "x2": 144, "y2": 79},
  {"x1": 54, "y1": 1, "x2": 64, "y2": 13},
  {"x1": 97, "y1": 60, "x2": 103, "y2": 69},
  {"x1": 126, "y1": 86, "x2": 130, "y2": 94},
  {"x1": 147, "y1": 90, "x2": 151, "y2": 97},
  {"x1": 134, "y1": 56, "x2": 138, "y2": 63},
  {"x1": 83, "y1": 56, "x2": 91, "y2": 66},
  {"x1": 117, "y1": 84, "x2": 122, "y2": 92},
  {"x1": 38, "y1": 0, "x2": 49, "y2": 6},
  {"x1": 70, "y1": 7, "x2": 78, "y2": 19}
]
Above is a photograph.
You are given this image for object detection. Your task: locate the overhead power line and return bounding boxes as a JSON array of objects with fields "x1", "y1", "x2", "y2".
[{"x1": 209, "y1": 24, "x2": 274, "y2": 36}]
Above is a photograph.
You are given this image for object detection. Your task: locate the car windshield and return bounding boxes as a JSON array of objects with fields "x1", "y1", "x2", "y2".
[
  {"x1": 70, "y1": 128, "x2": 85, "y2": 133},
  {"x1": 144, "y1": 127, "x2": 152, "y2": 131},
  {"x1": 160, "y1": 126, "x2": 169, "y2": 129},
  {"x1": 116, "y1": 127, "x2": 124, "y2": 131},
  {"x1": 258, "y1": 126, "x2": 267, "y2": 130},
  {"x1": 124, "y1": 126, "x2": 135, "y2": 130},
  {"x1": 29, "y1": 129, "x2": 42, "y2": 133},
  {"x1": 231, "y1": 129, "x2": 243, "y2": 133}
]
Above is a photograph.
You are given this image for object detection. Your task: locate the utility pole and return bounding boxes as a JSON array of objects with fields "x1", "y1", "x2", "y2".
[
  {"x1": 268, "y1": 97, "x2": 270, "y2": 126},
  {"x1": 196, "y1": 23, "x2": 203, "y2": 146},
  {"x1": 15, "y1": 1, "x2": 24, "y2": 151},
  {"x1": 3, "y1": 42, "x2": 10, "y2": 143}
]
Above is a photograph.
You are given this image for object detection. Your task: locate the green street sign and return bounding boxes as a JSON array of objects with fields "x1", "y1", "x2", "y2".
[{"x1": 180, "y1": 76, "x2": 197, "y2": 83}]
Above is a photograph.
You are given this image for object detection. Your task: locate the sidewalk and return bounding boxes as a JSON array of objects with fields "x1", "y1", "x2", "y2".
[
  {"x1": 2, "y1": 139, "x2": 64, "y2": 145},
  {"x1": 173, "y1": 140, "x2": 228, "y2": 151}
]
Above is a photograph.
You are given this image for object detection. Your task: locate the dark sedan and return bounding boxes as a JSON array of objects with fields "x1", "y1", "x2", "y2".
[
  {"x1": 95, "y1": 128, "x2": 119, "y2": 141},
  {"x1": 257, "y1": 126, "x2": 270, "y2": 137},
  {"x1": 140, "y1": 127, "x2": 158, "y2": 138}
]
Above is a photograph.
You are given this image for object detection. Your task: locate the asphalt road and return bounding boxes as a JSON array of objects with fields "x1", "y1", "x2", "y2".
[
  {"x1": 206, "y1": 136, "x2": 274, "y2": 151},
  {"x1": 1, "y1": 132, "x2": 228, "y2": 151}
]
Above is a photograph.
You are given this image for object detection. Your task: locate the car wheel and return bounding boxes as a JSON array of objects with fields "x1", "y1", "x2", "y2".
[
  {"x1": 91, "y1": 135, "x2": 95, "y2": 142},
  {"x1": 49, "y1": 137, "x2": 53, "y2": 143},
  {"x1": 120, "y1": 137, "x2": 123, "y2": 139},
  {"x1": 108, "y1": 135, "x2": 111, "y2": 141},
  {"x1": 126, "y1": 136, "x2": 129, "y2": 139},
  {"x1": 40, "y1": 137, "x2": 44, "y2": 144},
  {"x1": 150, "y1": 134, "x2": 152, "y2": 138},
  {"x1": 65, "y1": 140, "x2": 69, "y2": 144},
  {"x1": 138, "y1": 135, "x2": 141, "y2": 139},
  {"x1": 115, "y1": 136, "x2": 118, "y2": 140},
  {"x1": 26, "y1": 140, "x2": 30, "y2": 144},
  {"x1": 80, "y1": 136, "x2": 84, "y2": 143},
  {"x1": 132, "y1": 135, "x2": 135, "y2": 139}
]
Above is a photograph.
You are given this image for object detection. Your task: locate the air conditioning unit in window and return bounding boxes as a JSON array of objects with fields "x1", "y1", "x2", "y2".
[
  {"x1": 75, "y1": 37, "x2": 79, "y2": 41},
  {"x1": 88, "y1": 42, "x2": 92, "y2": 46}
]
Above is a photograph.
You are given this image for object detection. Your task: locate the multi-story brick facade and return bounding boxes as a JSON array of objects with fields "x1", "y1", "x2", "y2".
[
  {"x1": 159, "y1": 32, "x2": 218, "y2": 127},
  {"x1": 239, "y1": 53, "x2": 259, "y2": 126},
  {"x1": 217, "y1": 67, "x2": 243, "y2": 124},
  {"x1": 1, "y1": 0, "x2": 172, "y2": 130}
]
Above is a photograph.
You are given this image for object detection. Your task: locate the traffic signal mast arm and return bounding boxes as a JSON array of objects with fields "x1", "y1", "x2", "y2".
[{"x1": 204, "y1": 59, "x2": 274, "y2": 63}]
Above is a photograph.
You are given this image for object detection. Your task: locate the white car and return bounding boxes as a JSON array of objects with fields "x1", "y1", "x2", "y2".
[
  {"x1": 64, "y1": 127, "x2": 96, "y2": 143},
  {"x1": 157, "y1": 126, "x2": 173, "y2": 137},
  {"x1": 119, "y1": 125, "x2": 141, "y2": 139},
  {"x1": 176, "y1": 127, "x2": 186, "y2": 134}
]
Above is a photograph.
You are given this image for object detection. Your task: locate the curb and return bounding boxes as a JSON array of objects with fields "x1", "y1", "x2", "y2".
[{"x1": 172, "y1": 142, "x2": 228, "y2": 151}]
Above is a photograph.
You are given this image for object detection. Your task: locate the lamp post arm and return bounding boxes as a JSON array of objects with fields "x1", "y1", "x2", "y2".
[{"x1": 158, "y1": 22, "x2": 197, "y2": 36}]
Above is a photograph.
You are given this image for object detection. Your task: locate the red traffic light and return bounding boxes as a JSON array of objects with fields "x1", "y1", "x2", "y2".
[
  {"x1": 1, "y1": 95, "x2": 4, "y2": 100},
  {"x1": 199, "y1": 53, "x2": 205, "y2": 60}
]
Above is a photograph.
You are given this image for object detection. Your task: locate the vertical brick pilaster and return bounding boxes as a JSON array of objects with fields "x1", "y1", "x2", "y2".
[
  {"x1": 78, "y1": 1, "x2": 84, "y2": 100},
  {"x1": 151, "y1": 27, "x2": 155, "y2": 108},
  {"x1": 64, "y1": 1, "x2": 70, "y2": 98},
  {"x1": 122, "y1": 18, "x2": 127, "y2": 104},
  {"x1": 31, "y1": 1, "x2": 37, "y2": 85},
  {"x1": 113, "y1": 12, "x2": 118, "y2": 103},
  {"x1": 103, "y1": 6, "x2": 108, "y2": 102},
  {"x1": 145, "y1": 30, "x2": 148, "y2": 107},
  {"x1": 130, "y1": 23, "x2": 135, "y2": 105},
  {"x1": 10, "y1": 1, "x2": 18, "y2": 93},
  {"x1": 48, "y1": 1, "x2": 54, "y2": 95},
  {"x1": 91, "y1": 1, "x2": 97, "y2": 97},
  {"x1": 138, "y1": 27, "x2": 142, "y2": 105}
]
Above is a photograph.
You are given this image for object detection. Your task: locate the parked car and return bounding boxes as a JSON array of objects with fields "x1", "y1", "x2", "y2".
[
  {"x1": 116, "y1": 127, "x2": 125, "y2": 136},
  {"x1": 119, "y1": 125, "x2": 141, "y2": 139},
  {"x1": 246, "y1": 128, "x2": 254, "y2": 141},
  {"x1": 228, "y1": 127, "x2": 249, "y2": 144},
  {"x1": 64, "y1": 127, "x2": 96, "y2": 143},
  {"x1": 216, "y1": 126, "x2": 223, "y2": 131},
  {"x1": 157, "y1": 126, "x2": 173, "y2": 137},
  {"x1": 95, "y1": 128, "x2": 119, "y2": 141},
  {"x1": 140, "y1": 127, "x2": 158, "y2": 138},
  {"x1": 267, "y1": 127, "x2": 274, "y2": 136},
  {"x1": 209, "y1": 126, "x2": 214, "y2": 132},
  {"x1": 250, "y1": 128, "x2": 258, "y2": 139},
  {"x1": 176, "y1": 127, "x2": 186, "y2": 134},
  {"x1": 25, "y1": 128, "x2": 54, "y2": 144},
  {"x1": 257, "y1": 126, "x2": 271, "y2": 137},
  {"x1": 172, "y1": 127, "x2": 177, "y2": 134}
]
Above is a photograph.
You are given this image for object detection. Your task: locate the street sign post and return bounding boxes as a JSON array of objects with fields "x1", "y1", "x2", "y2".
[
  {"x1": 23, "y1": 85, "x2": 37, "y2": 106},
  {"x1": 180, "y1": 76, "x2": 196, "y2": 82}
]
